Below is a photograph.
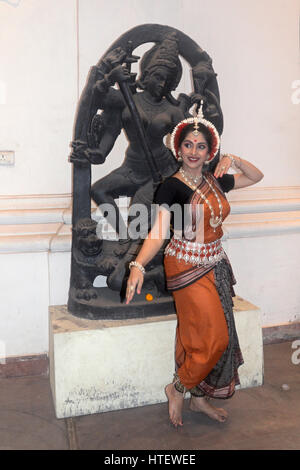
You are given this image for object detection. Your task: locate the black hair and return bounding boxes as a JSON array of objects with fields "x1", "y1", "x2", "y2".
[{"x1": 178, "y1": 123, "x2": 212, "y2": 152}]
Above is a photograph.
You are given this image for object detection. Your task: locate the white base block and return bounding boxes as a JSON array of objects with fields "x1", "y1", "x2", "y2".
[{"x1": 49, "y1": 297, "x2": 263, "y2": 419}]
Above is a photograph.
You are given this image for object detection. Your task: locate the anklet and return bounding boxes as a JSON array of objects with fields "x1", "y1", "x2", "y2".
[{"x1": 173, "y1": 373, "x2": 187, "y2": 394}]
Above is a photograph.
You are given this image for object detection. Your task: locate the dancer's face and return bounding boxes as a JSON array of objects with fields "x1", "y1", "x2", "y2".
[{"x1": 180, "y1": 131, "x2": 210, "y2": 172}]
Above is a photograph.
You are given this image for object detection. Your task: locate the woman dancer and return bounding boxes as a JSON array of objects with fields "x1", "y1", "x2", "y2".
[{"x1": 125, "y1": 105, "x2": 263, "y2": 427}]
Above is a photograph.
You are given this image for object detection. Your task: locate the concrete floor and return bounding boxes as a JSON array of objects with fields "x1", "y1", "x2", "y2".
[{"x1": 0, "y1": 340, "x2": 299, "y2": 450}]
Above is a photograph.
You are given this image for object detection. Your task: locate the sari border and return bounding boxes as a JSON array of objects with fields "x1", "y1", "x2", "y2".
[
  {"x1": 166, "y1": 262, "x2": 216, "y2": 292},
  {"x1": 193, "y1": 348, "x2": 244, "y2": 399}
]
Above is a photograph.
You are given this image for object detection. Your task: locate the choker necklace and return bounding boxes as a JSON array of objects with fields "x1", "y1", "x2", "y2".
[
  {"x1": 179, "y1": 167, "x2": 202, "y2": 185},
  {"x1": 179, "y1": 168, "x2": 222, "y2": 231}
]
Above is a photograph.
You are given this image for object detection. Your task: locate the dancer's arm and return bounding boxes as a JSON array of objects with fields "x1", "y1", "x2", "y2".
[
  {"x1": 125, "y1": 207, "x2": 171, "y2": 304},
  {"x1": 214, "y1": 154, "x2": 264, "y2": 189},
  {"x1": 232, "y1": 156, "x2": 264, "y2": 189}
]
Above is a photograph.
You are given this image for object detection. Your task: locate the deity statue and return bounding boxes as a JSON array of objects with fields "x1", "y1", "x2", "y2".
[{"x1": 68, "y1": 24, "x2": 223, "y2": 319}]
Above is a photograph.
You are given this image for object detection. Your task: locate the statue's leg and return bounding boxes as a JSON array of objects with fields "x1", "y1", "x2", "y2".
[
  {"x1": 127, "y1": 180, "x2": 154, "y2": 239},
  {"x1": 90, "y1": 169, "x2": 137, "y2": 240},
  {"x1": 106, "y1": 180, "x2": 160, "y2": 292}
]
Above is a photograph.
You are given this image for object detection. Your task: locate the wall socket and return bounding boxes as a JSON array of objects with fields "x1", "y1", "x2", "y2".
[{"x1": 0, "y1": 151, "x2": 15, "y2": 166}]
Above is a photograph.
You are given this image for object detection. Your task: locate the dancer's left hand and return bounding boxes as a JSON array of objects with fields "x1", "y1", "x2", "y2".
[
  {"x1": 125, "y1": 268, "x2": 144, "y2": 305},
  {"x1": 214, "y1": 154, "x2": 232, "y2": 178}
]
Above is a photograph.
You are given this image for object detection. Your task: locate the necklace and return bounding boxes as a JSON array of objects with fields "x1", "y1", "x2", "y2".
[
  {"x1": 179, "y1": 168, "x2": 223, "y2": 231},
  {"x1": 140, "y1": 92, "x2": 168, "y2": 107},
  {"x1": 179, "y1": 167, "x2": 202, "y2": 185}
]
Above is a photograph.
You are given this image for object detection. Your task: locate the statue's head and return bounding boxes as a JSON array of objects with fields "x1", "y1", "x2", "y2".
[{"x1": 137, "y1": 32, "x2": 182, "y2": 98}]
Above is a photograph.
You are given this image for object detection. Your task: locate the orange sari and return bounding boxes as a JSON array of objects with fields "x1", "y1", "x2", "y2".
[{"x1": 164, "y1": 173, "x2": 244, "y2": 398}]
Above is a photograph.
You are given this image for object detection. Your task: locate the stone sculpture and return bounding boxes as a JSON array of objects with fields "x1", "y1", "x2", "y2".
[{"x1": 67, "y1": 24, "x2": 223, "y2": 319}]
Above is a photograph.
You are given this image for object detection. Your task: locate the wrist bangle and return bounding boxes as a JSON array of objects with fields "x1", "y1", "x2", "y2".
[
  {"x1": 222, "y1": 153, "x2": 238, "y2": 170},
  {"x1": 129, "y1": 261, "x2": 145, "y2": 275}
]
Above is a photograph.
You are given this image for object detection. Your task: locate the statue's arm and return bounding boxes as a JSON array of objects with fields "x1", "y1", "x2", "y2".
[
  {"x1": 170, "y1": 104, "x2": 190, "y2": 127},
  {"x1": 71, "y1": 108, "x2": 122, "y2": 166},
  {"x1": 70, "y1": 47, "x2": 127, "y2": 166},
  {"x1": 176, "y1": 93, "x2": 192, "y2": 116},
  {"x1": 87, "y1": 109, "x2": 123, "y2": 164},
  {"x1": 188, "y1": 55, "x2": 224, "y2": 132},
  {"x1": 93, "y1": 77, "x2": 125, "y2": 110},
  {"x1": 92, "y1": 47, "x2": 130, "y2": 110}
]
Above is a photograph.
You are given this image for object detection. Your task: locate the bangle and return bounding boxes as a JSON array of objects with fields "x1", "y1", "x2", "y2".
[
  {"x1": 222, "y1": 153, "x2": 239, "y2": 170},
  {"x1": 129, "y1": 261, "x2": 145, "y2": 275}
]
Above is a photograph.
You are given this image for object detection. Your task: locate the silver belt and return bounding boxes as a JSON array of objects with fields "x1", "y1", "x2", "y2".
[{"x1": 164, "y1": 237, "x2": 225, "y2": 267}]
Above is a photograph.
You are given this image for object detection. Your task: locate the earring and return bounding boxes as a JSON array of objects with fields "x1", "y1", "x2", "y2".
[{"x1": 177, "y1": 150, "x2": 182, "y2": 161}]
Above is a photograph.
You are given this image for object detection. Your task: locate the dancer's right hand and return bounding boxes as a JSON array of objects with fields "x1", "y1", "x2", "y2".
[{"x1": 125, "y1": 267, "x2": 144, "y2": 305}]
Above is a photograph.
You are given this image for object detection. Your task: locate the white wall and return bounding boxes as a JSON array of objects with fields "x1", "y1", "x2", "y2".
[
  {"x1": 227, "y1": 232, "x2": 300, "y2": 325},
  {"x1": 0, "y1": 251, "x2": 49, "y2": 357},
  {"x1": 0, "y1": 0, "x2": 299, "y2": 196},
  {"x1": 79, "y1": 0, "x2": 300, "y2": 188},
  {"x1": 0, "y1": 0, "x2": 299, "y2": 357},
  {"x1": 0, "y1": 0, "x2": 77, "y2": 195}
]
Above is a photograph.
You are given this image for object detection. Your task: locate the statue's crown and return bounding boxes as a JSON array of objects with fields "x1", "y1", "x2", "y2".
[{"x1": 147, "y1": 32, "x2": 179, "y2": 70}]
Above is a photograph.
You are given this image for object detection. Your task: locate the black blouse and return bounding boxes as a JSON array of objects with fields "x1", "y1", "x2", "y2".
[{"x1": 153, "y1": 173, "x2": 235, "y2": 231}]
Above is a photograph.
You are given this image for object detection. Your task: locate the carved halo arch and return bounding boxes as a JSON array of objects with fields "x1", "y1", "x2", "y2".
[{"x1": 98, "y1": 23, "x2": 221, "y2": 119}]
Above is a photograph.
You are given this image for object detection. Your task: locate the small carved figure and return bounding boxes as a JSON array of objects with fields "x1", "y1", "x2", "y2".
[{"x1": 71, "y1": 218, "x2": 102, "y2": 301}]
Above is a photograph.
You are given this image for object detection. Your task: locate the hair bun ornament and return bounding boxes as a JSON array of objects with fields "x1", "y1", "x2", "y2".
[{"x1": 170, "y1": 100, "x2": 220, "y2": 163}]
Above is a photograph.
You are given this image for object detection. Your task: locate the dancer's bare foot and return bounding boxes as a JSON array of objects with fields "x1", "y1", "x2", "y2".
[
  {"x1": 189, "y1": 396, "x2": 228, "y2": 423},
  {"x1": 165, "y1": 383, "x2": 184, "y2": 428}
]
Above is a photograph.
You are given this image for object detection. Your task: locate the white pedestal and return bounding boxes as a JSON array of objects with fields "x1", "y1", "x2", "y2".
[{"x1": 49, "y1": 297, "x2": 263, "y2": 419}]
